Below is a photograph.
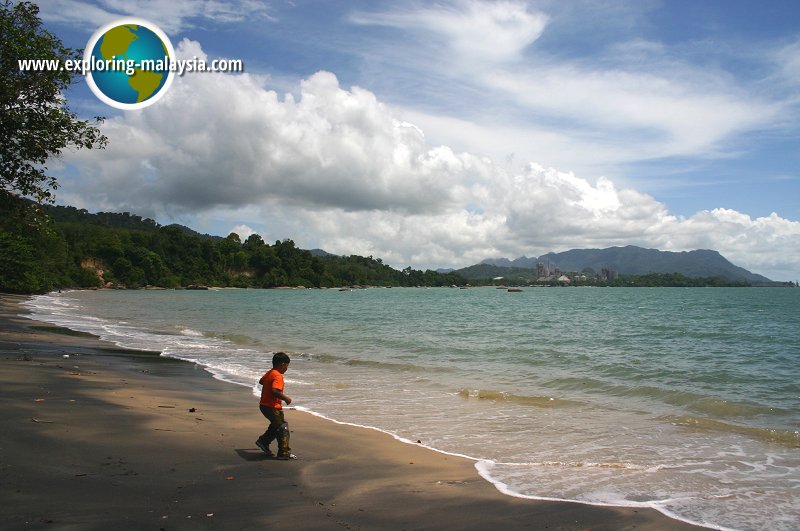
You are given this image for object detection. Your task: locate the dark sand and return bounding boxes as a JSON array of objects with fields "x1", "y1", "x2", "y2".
[{"x1": 0, "y1": 293, "x2": 709, "y2": 530}]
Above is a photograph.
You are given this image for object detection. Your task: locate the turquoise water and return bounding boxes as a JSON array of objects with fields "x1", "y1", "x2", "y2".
[{"x1": 25, "y1": 287, "x2": 800, "y2": 530}]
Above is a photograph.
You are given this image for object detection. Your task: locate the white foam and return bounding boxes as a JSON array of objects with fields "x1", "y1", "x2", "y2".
[{"x1": 473, "y1": 460, "x2": 728, "y2": 530}]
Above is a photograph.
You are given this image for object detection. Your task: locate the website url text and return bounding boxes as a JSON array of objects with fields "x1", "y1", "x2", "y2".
[{"x1": 18, "y1": 55, "x2": 244, "y2": 77}]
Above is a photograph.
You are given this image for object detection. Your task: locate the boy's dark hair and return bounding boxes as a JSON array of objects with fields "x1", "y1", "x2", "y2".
[{"x1": 272, "y1": 351, "x2": 290, "y2": 367}]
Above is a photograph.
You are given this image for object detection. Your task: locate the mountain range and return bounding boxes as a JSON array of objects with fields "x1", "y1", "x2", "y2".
[{"x1": 451, "y1": 245, "x2": 772, "y2": 283}]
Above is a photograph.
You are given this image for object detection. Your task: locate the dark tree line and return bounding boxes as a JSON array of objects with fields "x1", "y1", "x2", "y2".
[
  {"x1": 0, "y1": 201, "x2": 467, "y2": 293},
  {"x1": 601, "y1": 272, "x2": 750, "y2": 288}
]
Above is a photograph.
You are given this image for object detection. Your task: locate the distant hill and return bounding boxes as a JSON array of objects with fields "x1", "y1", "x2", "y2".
[
  {"x1": 162, "y1": 223, "x2": 224, "y2": 242},
  {"x1": 46, "y1": 204, "x2": 226, "y2": 241},
  {"x1": 309, "y1": 249, "x2": 335, "y2": 258},
  {"x1": 463, "y1": 245, "x2": 772, "y2": 283},
  {"x1": 480, "y1": 256, "x2": 538, "y2": 269}
]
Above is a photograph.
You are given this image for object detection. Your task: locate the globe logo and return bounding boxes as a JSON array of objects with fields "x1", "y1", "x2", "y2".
[{"x1": 84, "y1": 18, "x2": 175, "y2": 110}]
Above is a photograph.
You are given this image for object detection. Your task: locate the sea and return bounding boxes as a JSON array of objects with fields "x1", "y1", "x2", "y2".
[{"x1": 22, "y1": 287, "x2": 800, "y2": 531}]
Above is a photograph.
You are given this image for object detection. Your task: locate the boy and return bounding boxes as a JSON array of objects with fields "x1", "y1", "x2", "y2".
[{"x1": 256, "y1": 352, "x2": 295, "y2": 460}]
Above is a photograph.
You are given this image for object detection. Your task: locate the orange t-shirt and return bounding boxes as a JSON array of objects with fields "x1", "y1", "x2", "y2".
[{"x1": 259, "y1": 368, "x2": 284, "y2": 408}]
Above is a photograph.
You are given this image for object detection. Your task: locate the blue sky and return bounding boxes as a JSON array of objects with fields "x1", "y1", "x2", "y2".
[{"x1": 35, "y1": 0, "x2": 800, "y2": 280}]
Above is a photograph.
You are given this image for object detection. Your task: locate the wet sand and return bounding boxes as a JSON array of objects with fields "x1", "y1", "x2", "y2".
[{"x1": 0, "y1": 293, "x2": 709, "y2": 530}]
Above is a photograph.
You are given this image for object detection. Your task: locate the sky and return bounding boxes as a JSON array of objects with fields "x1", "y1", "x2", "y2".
[{"x1": 33, "y1": 0, "x2": 800, "y2": 280}]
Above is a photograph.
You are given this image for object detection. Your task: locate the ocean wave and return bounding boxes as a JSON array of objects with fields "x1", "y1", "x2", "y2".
[
  {"x1": 660, "y1": 415, "x2": 800, "y2": 448},
  {"x1": 295, "y1": 352, "x2": 341, "y2": 363},
  {"x1": 624, "y1": 386, "x2": 784, "y2": 418},
  {"x1": 201, "y1": 330, "x2": 265, "y2": 347},
  {"x1": 344, "y1": 358, "x2": 427, "y2": 372},
  {"x1": 178, "y1": 327, "x2": 204, "y2": 337},
  {"x1": 474, "y1": 460, "x2": 660, "y2": 510},
  {"x1": 492, "y1": 460, "x2": 650, "y2": 471},
  {"x1": 456, "y1": 388, "x2": 580, "y2": 408},
  {"x1": 24, "y1": 294, "x2": 234, "y2": 357},
  {"x1": 545, "y1": 375, "x2": 784, "y2": 418}
]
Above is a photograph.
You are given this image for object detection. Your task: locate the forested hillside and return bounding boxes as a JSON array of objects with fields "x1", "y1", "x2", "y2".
[{"x1": 0, "y1": 200, "x2": 466, "y2": 293}]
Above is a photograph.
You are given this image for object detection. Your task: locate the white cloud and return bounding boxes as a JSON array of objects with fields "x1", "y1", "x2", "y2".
[
  {"x1": 348, "y1": 0, "x2": 785, "y2": 176},
  {"x1": 352, "y1": 0, "x2": 548, "y2": 64},
  {"x1": 666, "y1": 210, "x2": 800, "y2": 281},
  {"x1": 66, "y1": 41, "x2": 475, "y2": 215},
  {"x1": 488, "y1": 66, "x2": 777, "y2": 158},
  {"x1": 59, "y1": 41, "x2": 800, "y2": 280},
  {"x1": 38, "y1": 0, "x2": 274, "y2": 33},
  {"x1": 229, "y1": 224, "x2": 255, "y2": 240},
  {"x1": 775, "y1": 40, "x2": 800, "y2": 82}
]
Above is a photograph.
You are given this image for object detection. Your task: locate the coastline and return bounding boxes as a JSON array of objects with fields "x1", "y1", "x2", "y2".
[{"x1": 0, "y1": 293, "x2": 710, "y2": 530}]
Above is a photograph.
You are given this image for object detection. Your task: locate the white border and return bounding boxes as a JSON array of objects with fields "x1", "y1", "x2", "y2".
[{"x1": 83, "y1": 17, "x2": 175, "y2": 110}]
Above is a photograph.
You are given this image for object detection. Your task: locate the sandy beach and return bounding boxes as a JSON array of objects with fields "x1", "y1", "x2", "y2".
[{"x1": 0, "y1": 293, "x2": 709, "y2": 530}]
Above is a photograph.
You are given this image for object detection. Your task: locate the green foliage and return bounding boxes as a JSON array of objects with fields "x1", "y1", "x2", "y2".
[
  {"x1": 603, "y1": 272, "x2": 750, "y2": 288},
  {"x1": 0, "y1": 230, "x2": 50, "y2": 292},
  {"x1": 0, "y1": 199, "x2": 466, "y2": 292},
  {"x1": 1, "y1": 1, "x2": 107, "y2": 204},
  {"x1": 0, "y1": 198, "x2": 66, "y2": 292}
]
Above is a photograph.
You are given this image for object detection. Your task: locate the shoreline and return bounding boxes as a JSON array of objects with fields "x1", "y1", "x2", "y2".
[{"x1": 1, "y1": 293, "x2": 710, "y2": 530}]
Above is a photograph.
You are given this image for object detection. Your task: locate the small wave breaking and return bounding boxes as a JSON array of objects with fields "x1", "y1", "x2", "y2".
[
  {"x1": 457, "y1": 388, "x2": 580, "y2": 408},
  {"x1": 660, "y1": 415, "x2": 800, "y2": 448}
]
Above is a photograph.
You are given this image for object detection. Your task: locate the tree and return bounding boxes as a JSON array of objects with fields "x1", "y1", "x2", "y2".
[
  {"x1": 0, "y1": 230, "x2": 48, "y2": 292},
  {"x1": 243, "y1": 233, "x2": 265, "y2": 249},
  {"x1": 0, "y1": 1, "x2": 107, "y2": 205}
]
